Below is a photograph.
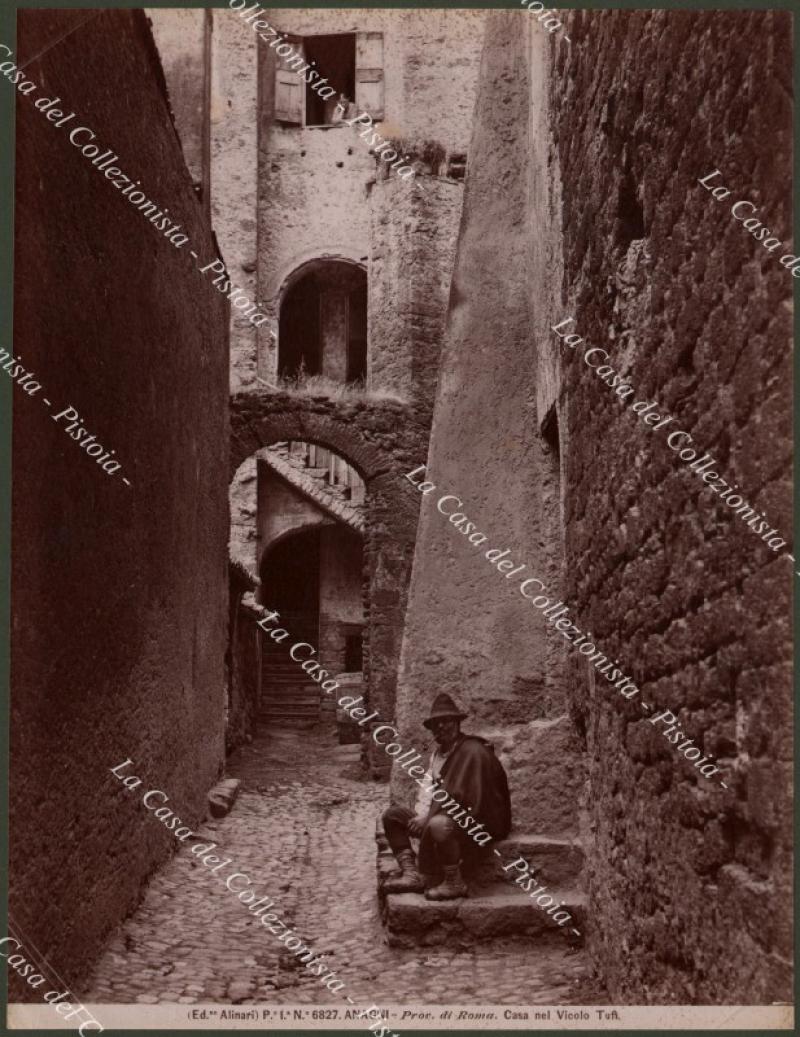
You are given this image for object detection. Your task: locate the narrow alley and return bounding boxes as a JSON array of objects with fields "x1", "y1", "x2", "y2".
[
  {"x1": 8, "y1": 5, "x2": 793, "y2": 1020},
  {"x1": 82, "y1": 726, "x2": 604, "y2": 1007}
]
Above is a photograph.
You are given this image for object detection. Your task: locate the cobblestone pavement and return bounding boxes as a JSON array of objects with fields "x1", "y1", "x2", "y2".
[{"x1": 83, "y1": 726, "x2": 606, "y2": 1005}]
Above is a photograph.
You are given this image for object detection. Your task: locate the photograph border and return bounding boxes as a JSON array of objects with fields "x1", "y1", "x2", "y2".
[{"x1": 0, "y1": 0, "x2": 796, "y2": 1033}]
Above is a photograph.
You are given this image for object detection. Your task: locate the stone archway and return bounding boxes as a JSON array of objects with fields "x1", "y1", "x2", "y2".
[{"x1": 230, "y1": 391, "x2": 430, "y2": 775}]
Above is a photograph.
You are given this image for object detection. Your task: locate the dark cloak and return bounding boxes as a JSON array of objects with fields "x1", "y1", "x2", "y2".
[{"x1": 419, "y1": 734, "x2": 511, "y2": 873}]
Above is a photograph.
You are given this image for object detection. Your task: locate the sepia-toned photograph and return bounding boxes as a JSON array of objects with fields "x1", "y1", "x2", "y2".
[{"x1": 3, "y1": 1, "x2": 794, "y2": 1032}]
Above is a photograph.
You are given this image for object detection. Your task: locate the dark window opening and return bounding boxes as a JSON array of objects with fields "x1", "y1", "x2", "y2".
[
  {"x1": 305, "y1": 33, "x2": 356, "y2": 126},
  {"x1": 260, "y1": 528, "x2": 321, "y2": 616},
  {"x1": 447, "y1": 153, "x2": 468, "y2": 180},
  {"x1": 279, "y1": 262, "x2": 367, "y2": 384},
  {"x1": 616, "y1": 165, "x2": 645, "y2": 248},
  {"x1": 344, "y1": 631, "x2": 364, "y2": 673},
  {"x1": 542, "y1": 405, "x2": 561, "y2": 462},
  {"x1": 279, "y1": 275, "x2": 321, "y2": 378}
]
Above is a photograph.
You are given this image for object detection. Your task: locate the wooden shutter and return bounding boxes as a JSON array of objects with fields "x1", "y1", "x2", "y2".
[
  {"x1": 274, "y1": 35, "x2": 304, "y2": 125},
  {"x1": 355, "y1": 31, "x2": 384, "y2": 120}
]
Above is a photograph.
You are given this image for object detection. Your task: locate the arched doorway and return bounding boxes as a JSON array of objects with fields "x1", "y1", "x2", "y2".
[
  {"x1": 278, "y1": 260, "x2": 367, "y2": 383},
  {"x1": 229, "y1": 395, "x2": 427, "y2": 772},
  {"x1": 258, "y1": 500, "x2": 366, "y2": 669},
  {"x1": 260, "y1": 526, "x2": 321, "y2": 619},
  {"x1": 231, "y1": 438, "x2": 367, "y2": 730}
]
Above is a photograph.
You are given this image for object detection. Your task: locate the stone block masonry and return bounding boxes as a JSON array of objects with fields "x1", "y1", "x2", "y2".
[
  {"x1": 393, "y1": 4, "x2": 792, "y2": 1005},
  {"x1": 10, "y1": 8, "x2": 230, "y2": 994},
  {"x1": 547, "y1": 8, "x2": 792, "y2": 1003}
]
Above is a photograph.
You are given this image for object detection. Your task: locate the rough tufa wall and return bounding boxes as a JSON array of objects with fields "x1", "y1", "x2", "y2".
[
  {"x1": 428, "y1": 7, "x2": 792, "y2": 1004},
  {"x1": 550, "y1": 8, "x2": 793, "y2": 1004},
  {"x1": 10, "y1": 9, "x2": 230, "y2": 992}
]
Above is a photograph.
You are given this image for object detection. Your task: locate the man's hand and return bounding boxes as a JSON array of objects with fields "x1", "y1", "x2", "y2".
[{"x1": 407, "y1": 816, "x2": 425, "y2": 838}]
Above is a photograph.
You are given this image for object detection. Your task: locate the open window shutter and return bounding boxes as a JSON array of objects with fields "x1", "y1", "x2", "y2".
[
  {"x1": 355, "y1": 31, "x2": 384, "y2": 120},
  {"x1": 274, "y1": 35, "x2": 304, "y2": 125}
]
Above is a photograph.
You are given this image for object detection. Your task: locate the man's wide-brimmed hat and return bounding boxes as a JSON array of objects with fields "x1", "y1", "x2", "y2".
[{"x1": 423, "y1": 692, "x2": 468, "y2": 730}]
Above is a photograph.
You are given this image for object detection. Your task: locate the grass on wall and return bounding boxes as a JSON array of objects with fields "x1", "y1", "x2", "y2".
[{"x1": 264, "y1": 370, "x2": 405, "y2": 405}]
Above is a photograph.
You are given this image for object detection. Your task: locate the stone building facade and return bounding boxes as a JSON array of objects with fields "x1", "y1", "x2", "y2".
[
  {"x1": 150, "y1": 5, "x2": 485, "y2": 400},
  {"x1": 10, "y1": 9, "x2": 230, "y2": 991},
  {"x1": 392, "y1": 6, "x2": 792, "y2": 1003},
  {"x1": 149, "y1": 6, "x2": 486, "y2": 750}
]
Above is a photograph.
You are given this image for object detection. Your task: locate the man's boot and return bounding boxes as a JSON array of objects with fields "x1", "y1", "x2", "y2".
[
  {"x1": 424, "y1": 862, "x2": 468, "y2": 900},
  {"x1": 383, "y1": 849, "x2": 425, "y2": 893}
]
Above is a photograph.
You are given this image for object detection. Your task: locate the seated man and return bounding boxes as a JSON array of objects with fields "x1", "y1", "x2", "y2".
[{"x1": 381, "y1": 693, "x2": 511, "y2": 901}]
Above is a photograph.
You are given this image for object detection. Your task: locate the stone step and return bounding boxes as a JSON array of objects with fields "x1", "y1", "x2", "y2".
[
  {"x1": 471, "y1": 834, "x2": 584, "y2": 887},
  {"x1": 261, "y1": 639, "x2": 318, "y2": 650},
  {"x1": 262, "y1": 667, "x2": 319, "y2": 676},
  {"x1": 262, "y1": 686, "x2": 320, "y2": 697},
  {"x1": 262, "y1": 667, "x2": 313, "y2": 676},
  {"x1": 263, "y1": 691, "x2": 321, "y2": 703},
  {"x1": 263, "y1": 690, "x2": 320, "y2": 701},
  {"x1": 262, "y1": 712, "x2": 320, "y2": 723},
  {"x1": 260, "y1": 702, "x2": 319, "y2": 713},
  {"x1": 381, "y1": 880, "x2": 585, "y2": 949},
  {"x1": 263, "y1": 696, "x2": 321, "y2": 706},
  {"x1": 261, "y1": 704, "x2": 320, "y2": 717},
  {"x1": 264, "y1": 688, "x2": 323, "y2": 696},
  {"x1": 263, "y1": 697, "x2": 322, "y2": 706},
  {"x1": 261, "y1": 637, "x2": 318, "y2": 648},
  {"x1": 332, "y1": 742, "x2": 362, "y2": 756},
  {"x1": 263, "y1": 675, "x2": 322, "y2": 686},
  {"x1": 262, "y1": 621, "x2": 318, "y2": 629},
  {"x1": 262, "y1": 662, "x2": 318, "y2": 673},
  {"x1": 262, "y1": 716, "x2": 318, "y2": 729}
]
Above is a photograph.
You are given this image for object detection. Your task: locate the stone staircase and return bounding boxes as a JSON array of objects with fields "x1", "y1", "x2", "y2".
[
  {"x1": 263, "y1": 442, "x2": 365, "y2": 532},
  {"x1": 376, "y1": 820, "x2": 586, "y2": 948},
  {"x1": 259, "y1": 611, "x2": 323, "y2": 728}
]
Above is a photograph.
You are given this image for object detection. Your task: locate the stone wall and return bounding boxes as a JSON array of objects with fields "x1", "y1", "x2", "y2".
[
  {"x1": 149, "y1": 7, "x2": 484, "y2": 398},
  {"x1": 149, "y1": 6, "x2": 260, "y2": 393},
  {"x1": 319, "y1": 525, "x2": 364, "y2": 676},
  {"x1": 147, "y1": 9, "x2": 207, "y2": 193},
  {"x1": 226, "y1": 567, "x2": 262, "y2": 755},
  {"x1": 407, "y1": 5, "x2": 792, "y2": 1005},
  {"x1": 211, "y1": 7, "x2": 263, "y2": 391},
  {"x1": 369, "y1": 175, "x2": 466, "y2": 412},
  {"x1": 230, "y1": 456, "x2": 259, "y2": 573},
  {"x1": 256, "y1": 464, "x2": 334, "y2": 570},
  {"x1": 388, "y1": 13, "x2": 580, "y2": 841},
  {"x1": 550, "y1": 7, "x2": 793, "y2": 1004},
  {"x1": 10, "y1": 9, "x2": 230, "y2": 992}
]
